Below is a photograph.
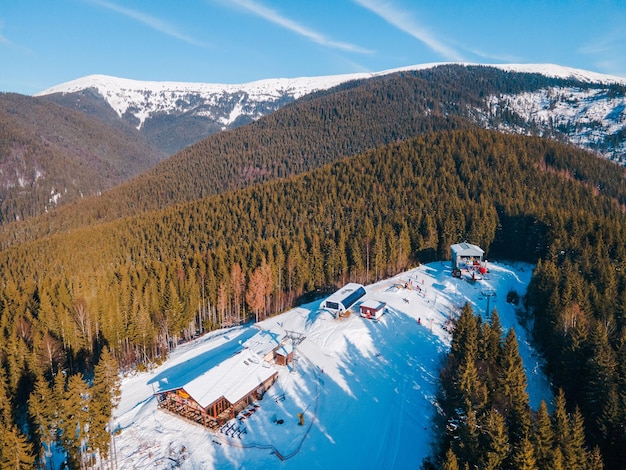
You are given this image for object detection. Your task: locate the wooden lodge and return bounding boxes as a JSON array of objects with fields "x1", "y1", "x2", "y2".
[{"x1": 155, "y1": 348, "x2": 278, "y2": 430}]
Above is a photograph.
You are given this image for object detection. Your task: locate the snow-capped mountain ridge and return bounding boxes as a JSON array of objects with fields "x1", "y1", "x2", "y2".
[
  {"x1": 38, "y1": 63, "x2": 625, "y2": 129},
  {"x1": 37, "y1": 63, "x2": 626, "y2": 161},
  {"x1": 36, "y1": 70, "x2": 379, "y2": 129}
]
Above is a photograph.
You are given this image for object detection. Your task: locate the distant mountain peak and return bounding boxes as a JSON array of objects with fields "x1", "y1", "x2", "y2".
[
  {"x1": 35, "y1": 71, "x2": 380, "y2": 128},
  {"x1": 36, "y1": 63, "x2": 626, "y2": 160},
  {"x1": 36, "y1": 64, "x2": 626, "y2": 127}
]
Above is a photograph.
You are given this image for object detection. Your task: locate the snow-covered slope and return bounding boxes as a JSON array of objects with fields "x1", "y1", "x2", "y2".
[
  {"x1": 485, "y1": 86, "x2": 626, "y2": 161},
  {"x1": 113, "y1": 261, "x2": 550, "y2": 469}
]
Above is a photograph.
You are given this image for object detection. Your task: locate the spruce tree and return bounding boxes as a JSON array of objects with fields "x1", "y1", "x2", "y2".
[
  {"x1": 479, "y1": 407, "x2": 509, "y2": 470},
  {"x1": 1, "y1": 425, "x2": 35, "y2": 469},
  {"x1": 532, "y1": 400, "x2": 554, "y2": 469},
  {"x1": 552, "y1": 389, "x2": 571, "y2": 462},
  {"x1": 59, "y1": 373, "x2": 90, "y2": 469},
  {"x1": 486, "y1": 309, "x2": 503, "y2": 363},
  {"x1": 566, "y1": 406, "x2": 589, "y2": 470},
  {"x1": 498, "y1": 328, "x2": 531, "y2": 445},
  {"x1": 457, "y1": 403, "x2": 481, "y2": 465},
  {"x1": 442, "y1": 447, "x2": 460, "y2": 470},
  {"x1": 551, "y1": 447, "x2": 565, "y2": 470},
  {"x1": 89, "y1": 346, "x2": 121, "y2": 462},
  {"x1": 28, "y1": 375, "x2": 56, "y2": 469},
  {"x1": 588, "y1": 446, "x2": 604, "y2": 470},
  {"x1": 451, "y1": 304, "x2": 479, "y2": 365},
  {"x1": 512, "y1": 436, "x2": 538, "y2": 470}
]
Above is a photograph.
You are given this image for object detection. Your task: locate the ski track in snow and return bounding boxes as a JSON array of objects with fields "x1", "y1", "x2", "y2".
[{"x1": 112, "y1": 261, "x2": 551, "y2": 469}]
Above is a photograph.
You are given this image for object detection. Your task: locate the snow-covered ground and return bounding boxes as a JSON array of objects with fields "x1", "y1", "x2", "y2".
[{"x1": 112, "y1": 261, "x2": 551, "y2": 469}]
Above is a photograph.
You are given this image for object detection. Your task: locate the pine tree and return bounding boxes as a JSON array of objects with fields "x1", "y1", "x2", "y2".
[
  {"x1": 451, "y1": 304, "x2": 479, "y2": 363},
  {"x1": 588, "y1": 446, "x2": 604, "y2": 470},
  {"x1": 532, "y1": 400, "x2": 554, "y2": 469},
  {"x1": 479, "y1": 407, "x2": 509, "y2": 470},
  {"x1": 552, "y1": 388, "x2": 571, "y2": 463},
  {"x1": 566, "y1": 406, "x2": 589, "y2": 470},
  {"x1": 512, "y1": 436, "x2": 538, "y2": 470},
  {"x1": 89, "y1": 346, "x2": 121, "y2": 463},
  {"x1": 498, "y1": 328, "x2": 531, "y2": 445},
  {"x1": 442, "y1": 447, "x2": 460, "y2": 470},
  {"x1": 483, "y1": 309, "x2": 503, "y2": 364},
  {"x1": 59, "y1": 373, "x2": 90, "y2": 469},
  {"x1": 0, "y1": 369, "x2": 13, "y2": 432},
  {"x1": 551, "y1": 447, "x2": 565, "y2": 470},
  {"x1": 1, "y1": 424, "x2": 35, "y2": 469},
  {"x1": 28, "y1": 375, "x2": 56, "y2": 469},
  {"x1": 457, "y1": 403, "x2": 480, "y2": 465}
]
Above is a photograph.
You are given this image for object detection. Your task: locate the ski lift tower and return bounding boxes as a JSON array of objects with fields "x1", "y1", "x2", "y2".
[
  {"x1": 481, "y1": 288, "x2": 497, "y2": 318},
  {"x1": 284, "y1": 330, "x2": 305, "y2": 372}
]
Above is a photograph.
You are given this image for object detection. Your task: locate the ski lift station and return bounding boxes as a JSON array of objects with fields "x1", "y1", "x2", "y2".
[
  {"x1": 320, "y1": 283, "x2": 366, "y2": 315},
  {"x1": 451, "y1": 242, "x2": 485, "y2": 270},
  {"x1": 451, "y1": 242, "x2": 488, "y2": 280}
]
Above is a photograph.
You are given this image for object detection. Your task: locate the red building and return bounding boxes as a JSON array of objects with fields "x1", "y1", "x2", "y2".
[{"x1": 360, "y1": 299, "x2": 386, "y2": 320}]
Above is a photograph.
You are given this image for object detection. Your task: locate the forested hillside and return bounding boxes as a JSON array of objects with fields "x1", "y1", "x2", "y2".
[
  {"x1": 432, "y1": 305, "x2": 605, "y2": 469},
  {"x1": 1, "y1": 127, "x2": 626, "y2": 467},
  {"x1": 1, "y1": 64, "x2": 603, "y2": 249},
  {"x1": 0, "y1": 93, "x2": 165, "y2": 223}
]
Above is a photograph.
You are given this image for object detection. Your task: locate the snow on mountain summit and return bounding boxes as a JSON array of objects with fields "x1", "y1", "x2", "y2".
[
  {"x1": 36, "y1": 64, "x2": 626, "y2": 161},
  {"x1": 36, "y1": 64, "x2": 625, "y2": 129},
  {"x1": 35, "y1": 71, "x2": 377, "y2": 128}
]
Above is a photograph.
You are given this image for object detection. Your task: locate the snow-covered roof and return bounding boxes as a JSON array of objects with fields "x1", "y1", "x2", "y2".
[
  {"x1": 169, "y1": 348, "x2": 277, "y2": 409},
  {"x1": 360, "y1": 299, "x2": 386, "y2": 311},
  {"x1": 451, "y1": 243, "x2": 484, "y2": 257},
  {"x1": 275, "y1": 341, "x2": 293, "y2": 357},
  {"x1": 244, "y1": 329, "x2": 285, "y2": 358},
  {"x1": 323, "y1": 283, "x2": 366, "y2": 309}
]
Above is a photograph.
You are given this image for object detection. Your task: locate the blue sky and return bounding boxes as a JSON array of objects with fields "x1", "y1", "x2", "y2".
[{"x1": 1, "y1": 0, "x2": 625, "y2": 95}]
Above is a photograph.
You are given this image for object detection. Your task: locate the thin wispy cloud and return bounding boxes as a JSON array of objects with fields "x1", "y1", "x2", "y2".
[
  {"x1": 579, "y1": 28, "x2": 626, "y2": 76},
  {"x1": 463, "y1": 46, "x2": 521, "y2": 64},
  {"x1": 88, "y1": 0, "x2": 209, "y2": 47},
  {"x1": 226, "y1": 0, "x2": 372, "y2": 54},
  {"x1": 0, "y1": 20, "x2": 9, "y2": 45},
  {"x1": 353, "y1": 0, "x2": 463, "y2": 62}
]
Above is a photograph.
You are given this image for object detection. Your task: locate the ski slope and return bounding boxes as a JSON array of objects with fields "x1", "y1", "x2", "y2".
[{"x1": 113, "y1": 261, "x2": 551, "y2": 469}]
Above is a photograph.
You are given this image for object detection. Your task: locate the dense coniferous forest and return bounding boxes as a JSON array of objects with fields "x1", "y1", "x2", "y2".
[
  {"x1": 0, "y1": 126, "x2": 625, "y2": 466},
  {"x1": 1, "y1": 64, "x2": 607, "y2": 248},
  {"x1": 431, "y1": 305, "x2": 604, "y2": 470}
]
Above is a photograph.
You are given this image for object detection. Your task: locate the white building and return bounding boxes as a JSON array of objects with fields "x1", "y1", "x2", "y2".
[
  {"x1": 321, "y1": 283, "x2": 366, "y2": 315},
  {"x1": 450, "y1": 242, "x2": 484, "y2": 270}
]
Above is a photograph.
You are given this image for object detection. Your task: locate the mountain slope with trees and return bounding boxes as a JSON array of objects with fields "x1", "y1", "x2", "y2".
[
  {"x1": 0, "y1": 93, "x2": 165, "y2": 223},
  {"x1": 1, "y1": 127, "x2": 626, "y2": 466},
  {"x1": 5, "y1": 64, "x2": 620, "y2": 249},
  {"x1": 38, "y1": 64, "x2": 626, "y2": 162}
]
